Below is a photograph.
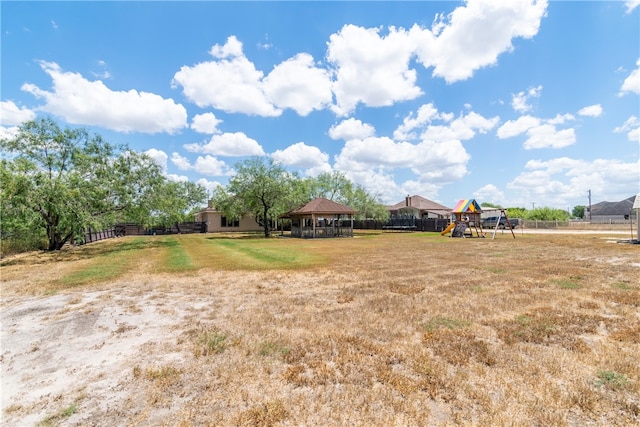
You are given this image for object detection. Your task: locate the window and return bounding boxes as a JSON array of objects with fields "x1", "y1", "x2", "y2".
[{"x1": 221, "y1": 216, "x2": 239, "y2": 227}]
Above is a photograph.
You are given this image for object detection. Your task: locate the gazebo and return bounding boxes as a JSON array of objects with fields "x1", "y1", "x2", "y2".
[{"x1": 281, "y1": 197, "x2": 357, "y2": 238}]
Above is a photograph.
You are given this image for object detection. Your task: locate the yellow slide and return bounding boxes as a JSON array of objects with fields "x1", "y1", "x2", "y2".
[{"x1": 440, "y1": 222, "x2": 456, "y2": 236}]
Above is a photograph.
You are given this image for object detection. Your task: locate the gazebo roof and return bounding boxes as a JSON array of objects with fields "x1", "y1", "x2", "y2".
[
  {"x1": 285, "y1": 197, "x2": 357, "y2": 217},
  {"x1": 452, "y1": 199, "x2": 483, "y2": 213}
]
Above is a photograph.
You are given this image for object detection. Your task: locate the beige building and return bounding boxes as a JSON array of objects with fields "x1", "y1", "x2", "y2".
[{"x1": 194, "y1": 203, "x2": 262, "y2": 233}]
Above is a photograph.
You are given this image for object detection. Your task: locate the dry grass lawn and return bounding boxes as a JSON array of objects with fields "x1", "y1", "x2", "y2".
[{"x1": 1, "y1": 231, "x2": 639, "y2": 426}]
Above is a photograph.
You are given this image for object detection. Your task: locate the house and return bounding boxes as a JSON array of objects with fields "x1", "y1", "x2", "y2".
[
  {"x1": 194, "y1": 201, "x2": 263, "y2": 233},
  {"x1": 589, "y1": 195, "x2": 638, "y2": 223},
  {"x1": 388, "y1": 195, "x2": 452, "y2": 219},
  {"x1": 280, "y1": 197, "x2": 357, "y2": 238}
]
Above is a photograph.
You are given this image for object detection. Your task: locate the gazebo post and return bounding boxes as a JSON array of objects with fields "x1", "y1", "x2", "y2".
[{"x1": 312, "y1": 213, "x2": 316, "y2": 238}]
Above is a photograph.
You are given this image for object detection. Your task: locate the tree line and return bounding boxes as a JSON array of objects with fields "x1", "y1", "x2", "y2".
[
  {"x1": 1, "y1": 118, "x2": 389, "y2": 252},
  {"x1": 1, "y1": 118, "x2": 206, "y2": 253}
]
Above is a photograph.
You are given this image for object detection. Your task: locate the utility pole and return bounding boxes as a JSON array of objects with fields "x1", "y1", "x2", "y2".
[{"x1": 588, "y1": 189, "x2": 592, "y2": 222}]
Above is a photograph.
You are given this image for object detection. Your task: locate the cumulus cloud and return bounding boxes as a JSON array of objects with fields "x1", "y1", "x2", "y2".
[
  {"x1": 328, "y1": 118, "x2": 376, "y2": 141},
  {"x1": 394, "y1": 103, "x2": 440, "y2": 140},
  {"x1": 327, "y1": 24, "x2": 422, "y2": 116},
  {"x1": 170, "y1": 152, "x2": 192, "y2": 170},
  {"x1": 412, "y1": 0, "x2": 548, "y2": 83},
  {"x1": 271, "y1": 142, "x2": 331, "y2": 176},
  {"x1": 173, "y1": 36, "x2": 331, "y2": 117},
  {"x1": 193, "y1": 155, "x2": 232, "y2": 176},
  {"x1": 510, "y1": 85, "x2": 543, "y2": 113},
  {"x1": 614, "y1": 116, "x2": 640, "y2": 143},
  {"x1": 191, "y1": 113, "x2": 222, "y2": 134},
  {"x1": 420, "y1": 111, "x2": 499, "y2": 142},
  {"x1": 0, "y1": 100, "x2": 36, "y2": 126},
  {"x1": 473, "y1": 184, "x2": 506, "y2": 205},
  {"x1": 508, "y1": 157, "x2": 640, "y2": 207},
  {"x1": 522, "y1": 124, "x2": 575, "y2": 149},
  {"x1": 173, "y1": 36, "x2": 280, "y2": 117},
  {"x1": 145, "y1": 148, "x2": 169, "y2": 172},
  {"x1": 184, "y1": 132, "x2": 265, "y2": 156},
  {"x1": 577, "y1": 104, "x2": 603, "y2": 117},
  {"x1": 620, "y1": 58, "x2": 640, "y2": 96},
  {"x1": 497, "y1": 115, "x2": 541, "y2": 138},
  {"x1": 262, "y1": 53, "x2": 333, "y2": 116},
  {"x1": 22, "y1": 61, "x2": 187, "y2": 134},
  {"x1": 497, "y1": 113, "x2": 575, "y2": 149}
]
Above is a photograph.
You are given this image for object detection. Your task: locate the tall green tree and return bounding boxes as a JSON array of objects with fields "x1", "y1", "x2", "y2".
[
  {"x1": 212, "y1": 157, "x2": 301, "y2": 237},
  {"x1": 1, "y1": 117, "x2": 206, "y2": 251},
  {"x1": 305, "y1": 171, "x2": 389, "y2": 220},
  {"x1": 572, "y1": 205, "x2": 585, "y2": 219}
]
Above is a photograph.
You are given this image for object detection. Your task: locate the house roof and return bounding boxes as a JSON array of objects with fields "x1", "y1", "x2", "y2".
[
  {"x1": 452, "y1": 199, "x2": 483, "y2": 213},
  {"x1": 285, "y1": 197, "x2": 357, "y2": 216},
  {"x1": 388, "y1": 195, "x2": 451, "y2": 214},
  {"x1": 591, "y1": 195, "x2": 636, "y2": 216}
]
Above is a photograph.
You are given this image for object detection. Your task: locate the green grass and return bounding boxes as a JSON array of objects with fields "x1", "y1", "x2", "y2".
[
  {"x1": 161, "y1": 237, "x2": 196, "y2": 272},
  {"x1": 39, "y1": 403, "x2": 77, "y2": 426},
  {"x1": 55, "y1": 238, "x2": 154, "y2": 287},
  {"x1": 203, "y1": 237, "x2": 326, "y2": 270},
  {"x1": 422, "y1": 316, "x2": 470, "y2": 332},
  {"x1": 553, "y1": 276, "x2": 583, "y2": 289},
  {"x1": 596, "y1": 370, "x2": 631, "y2": 390}
]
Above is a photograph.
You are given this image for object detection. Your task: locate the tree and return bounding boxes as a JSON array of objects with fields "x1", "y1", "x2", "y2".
[
  {"x1": 305, "y1": 171, "x2": 389, "y2": 220},
  {"x1": 212, "y1": 157, "x2": 301, "y2": 237},
  {"x1": 572, "y1": 205, "x2": 585, "y2": 219},
  {"x1": 1, "y1": 118, "x2": 206, "y2": 251}
]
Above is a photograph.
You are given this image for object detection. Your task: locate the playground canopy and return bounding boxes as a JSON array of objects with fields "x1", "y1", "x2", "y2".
[{"x1": 452, "y1": 199, "x2": 483, "y2": 214}]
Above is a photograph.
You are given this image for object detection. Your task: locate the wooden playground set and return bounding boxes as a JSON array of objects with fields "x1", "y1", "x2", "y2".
[{"x1": 440, "y1": 199, "x2": 516, "y2": 239}]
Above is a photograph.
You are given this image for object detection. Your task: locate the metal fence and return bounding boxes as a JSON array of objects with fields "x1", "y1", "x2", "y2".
[{"x1": 75, "y1": 222, "x2": 207, "y2": 245}]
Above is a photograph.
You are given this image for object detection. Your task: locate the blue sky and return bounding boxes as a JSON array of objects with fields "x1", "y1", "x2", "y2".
[{"x1": 2, "y1": 1, "x2": 639, "y2": 210}]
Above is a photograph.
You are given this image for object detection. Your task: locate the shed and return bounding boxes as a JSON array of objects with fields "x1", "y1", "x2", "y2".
[{"x1": 281, "y1": 197, "x2": 357, "y2": 238}]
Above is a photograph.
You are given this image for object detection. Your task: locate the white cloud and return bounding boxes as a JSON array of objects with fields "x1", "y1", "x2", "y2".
[
  {"x1": 196, "y1": 178, "x2": 222, "y2": 195},
  {"x1": 170, "y1": 152, "x2": 192, "y2": 170},
  {"x1": 614, "y1": 116, "x2": 640, "y2": 143},
  {"x1": 394, "y1": 103, "x2": 440, "y2": 140},
  {"x1": 328, "y1": 118, "x2": 376, "y2": 141},
  {"x1": 22, "y1": 61, "x2": 187, "y2": 134},
  {"x1": 473, "y1": 184, "x2": 506, "y2": 205},
  {"x1": 620, "y1": 58, "x2": 640, "y2": 96},
  {"x1": 184, "y1": 132, "x2": 265, "y2": 156},
  {"x1": 0, "y1": 100, "x2": 36, "y2": 126},
  {"x1": 172, "y1": 36, "x2": 281, "y2": 117},
  {"x1": 0, "y1": 126, "x2": 20, "y2": 141},
  {"x1": 497, "y1": 115, "x2": 541, "y2": 138},
  {"x1": 412, "y1": 0, "x2": 548, "y2": 83},
  {"x1": 327, "y1": 24, "x2": 422, "y2": 116},
  {"x1": 577, "y1": 104, "x2": 603, "y2": 117},
  {"x1": 626, "y1": 0, "x2": 640, "y2": 13},
  {"x1": 193, "y1": 155, "x2": 232, "y2": 176},
  {"x1": 145, "y1": 148, "x2": 169, "y2": 172},
  {"x1": 497, "y1": 114, "x2": 575, "y2": 149},
  {"x1": 166, "y1": 174, "x2": 189, "y2": 183},
  {"x1": 271, "y1": 142, "x2": 329, "y2": 169},
  {"x1": 508, "y1": 157, "x2": 640, "y2": 208},
  {"x1": 523, "y1": 124, "x2": 575, "y2": 149},
  {"x1": 262, "y1": 53, "x2": 333, "y2": 116},
  {"x1": 420, "y1": 111, "x2": 499, "y2": 142},
  {"x1": 191, "y1": 113, "x2": 222, "y2": 134},
  {"x1": 511, "y1": 85, "x2": 542, "y2": 113}
]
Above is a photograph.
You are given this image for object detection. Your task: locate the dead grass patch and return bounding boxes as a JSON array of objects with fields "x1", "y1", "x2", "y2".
[{"x1": 3, "y1": 233, "x2": 640, "y2": 426}]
